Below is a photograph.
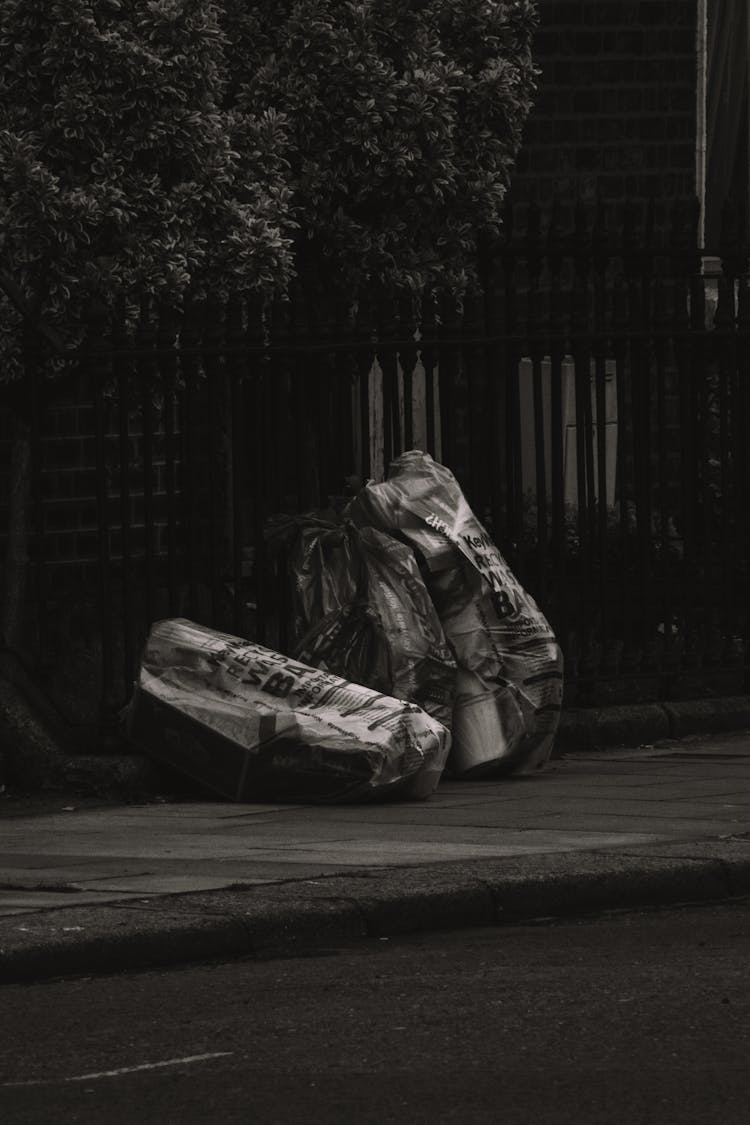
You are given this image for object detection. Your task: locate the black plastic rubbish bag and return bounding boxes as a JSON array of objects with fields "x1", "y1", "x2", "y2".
[
  {"x1": 346, "y1": 451, "x2": 564, "y2": 776},
  {"x1": 126, "y1": 618, "x2": 451, "y2": 803},
  {"x1": 272, "y1": 515, "x2": 457, "y2": 731}
]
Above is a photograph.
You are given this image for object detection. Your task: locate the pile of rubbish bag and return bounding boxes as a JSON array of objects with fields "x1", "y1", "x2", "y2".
[{"x1": 126, "y1": 451, "x2": 563, "y2": 803}]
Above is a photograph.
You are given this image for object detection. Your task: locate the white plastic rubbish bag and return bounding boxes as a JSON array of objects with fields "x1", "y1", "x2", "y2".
[
  {"x1": 126, "y1": 618, "x2": 451, "y2": 802},
  {"x1": 347, "y1": 451, "x2": 563, "y2": 776}
]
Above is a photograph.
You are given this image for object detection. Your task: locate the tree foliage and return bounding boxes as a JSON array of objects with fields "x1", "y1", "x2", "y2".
[
  {"x1": 0, "y1": 0, "x2": 293, "y2": 372},
  {"x1": 0, "y1": 0, "x2": 538, "y2": 372},
  {"x1": 222, "y1": 0, "x2": 539, "y2": 292}
]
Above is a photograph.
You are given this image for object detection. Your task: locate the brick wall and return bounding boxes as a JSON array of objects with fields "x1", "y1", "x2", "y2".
[
  {"x1": 0, "y1": 381, "x2": 179, "y2": 594},
  {"x1": 42, "y1": 437, "x2": 171, "y2": 576},
  {"x1": 0, "y1": 379, "x2": 188, "y2": 721},
  {"x1": 514, "y1": 0, "x2": 699, "y2": 223}
]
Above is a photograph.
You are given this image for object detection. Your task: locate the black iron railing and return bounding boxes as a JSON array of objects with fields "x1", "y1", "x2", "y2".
[{"x1": 1, "y1": 197, "x2": 749, "y2": 725}]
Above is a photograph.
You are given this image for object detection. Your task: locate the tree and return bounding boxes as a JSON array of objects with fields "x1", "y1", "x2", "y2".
[
  {"x1": 0, "y1": 0, "x2": 293, "y2": 651},
  {"x1": 0, "y1": 0, "x2": 293, "y2": 376},
  {"x1": 1, "y1": 0, "x2": 538, "y2": 364},
  {"x1": 221, "y1": 0, "x2": 539, "y2": 294}
]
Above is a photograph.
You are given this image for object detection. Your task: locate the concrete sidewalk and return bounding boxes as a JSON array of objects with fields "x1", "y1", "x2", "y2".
[{"x1": 2, "y1": 731, "x2": 750, "y2": 984}]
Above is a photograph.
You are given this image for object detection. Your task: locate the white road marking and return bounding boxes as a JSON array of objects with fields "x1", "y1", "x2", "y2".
[{"x1": 2, "y1": 1051, "x2": 233, "y2": 1087}]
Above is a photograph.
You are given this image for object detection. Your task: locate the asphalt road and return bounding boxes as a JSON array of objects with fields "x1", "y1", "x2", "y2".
[{"x1": 2, "y1": 899, "x2": 750, "y2": 1125}]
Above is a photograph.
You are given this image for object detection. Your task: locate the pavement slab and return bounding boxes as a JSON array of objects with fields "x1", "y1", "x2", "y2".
[{"x1": 2, "y1": 732, "x2": 750, "y2": 982}]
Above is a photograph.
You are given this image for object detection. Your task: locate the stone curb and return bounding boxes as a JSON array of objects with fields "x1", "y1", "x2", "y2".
[
  {"x1": 555, "y1": 695, "x2": 750, "y2": 753},
  {"x1": 3, "y1": 843, "x2": 750, "y2": 984},
  {"x1": 7, "y1": 694, "x2": 749, "y2": 801}
]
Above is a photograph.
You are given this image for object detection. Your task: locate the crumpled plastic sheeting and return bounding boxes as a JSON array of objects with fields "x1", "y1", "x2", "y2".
[
  {"x1": 290, "y1": 517, "x2": 461, "y2": 729},
  {"x1": 126, "y1": 618, "x2": 450, "y2": 802},
  {"x1": 346, "y1": 451, "x2": 564, "y2": 776},
  {"x1": 270, "y1": 515, "x2": 457, "y2": 730}
]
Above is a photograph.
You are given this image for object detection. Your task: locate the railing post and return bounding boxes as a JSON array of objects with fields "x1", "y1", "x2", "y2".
[
  {"x1": 437, "y1": 287, "x2": 463, "y2": 484},
  {"x1": 461, "y1": 282, "x2": 486, "y2": 513},
  {"x1": 376, "y1": 285, "x2": 399, "y2": 471},
  {"x1": 179, "y1": 292, "x2": 204, "y2": 624},
  {"x1": 354, "y1": 287, "x2": 375, "y2": 483},
  {"x1": 503, "y1": 202, "x2": 524, "y2": 574},
  {"x1": 738, "y1": 274, "x2": 750, "y2": 686},
  {"x1": 89, "y1": 304, "x2": 116, "y2": 725},
  {"x1": 477, "y1": 230, "x2": 509, "y2": 552},
  {"x1": 113, "y1": 301, "x2": 135, "y2": 696}
]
